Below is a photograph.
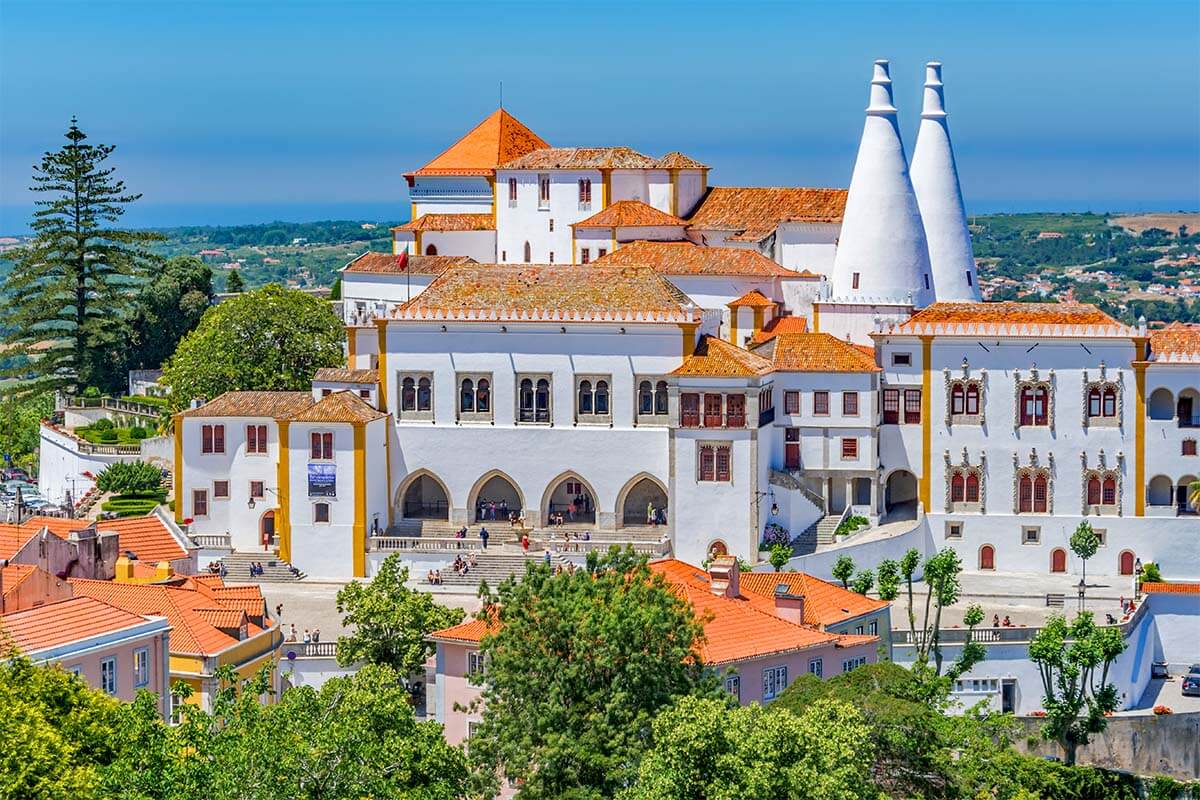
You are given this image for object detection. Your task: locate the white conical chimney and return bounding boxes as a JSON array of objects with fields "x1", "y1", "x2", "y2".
[
  {"x1": 831, "y1": 60, "x2": 934, "y2": 307},
  {"x1": 911, "y1": 62, "x2": 980, "y2": 301}
]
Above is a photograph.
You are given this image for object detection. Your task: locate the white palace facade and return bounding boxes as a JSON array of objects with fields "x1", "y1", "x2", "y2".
[{"x1": 175, "y1": 61, "x2": 1200, "y2": 583}]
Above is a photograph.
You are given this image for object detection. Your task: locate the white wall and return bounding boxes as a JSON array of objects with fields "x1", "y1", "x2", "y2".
[
  {"x1": 673, "y1": 427, "x2": 757, "y2": 563},
  {"x1": 417, "y1": 230, "x2": 495, "y2": 262},
  {"x1": 495, "y1": 169, "x2": 602, "y2": 265},
  {"x1": 775, "y1": 222, "x2": 841, "y2": 276},
  {"x1": 342, "y1": 273, "x2": 436, "y2": 323},
  {"x1": 288, "y1": 421, "x2": 357, "y2": 579},
  {"x1": 37, "y1": 425, "x2": 144, "y2": 506}
]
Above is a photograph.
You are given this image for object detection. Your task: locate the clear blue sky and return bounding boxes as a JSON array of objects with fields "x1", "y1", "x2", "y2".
[{"x1": 1, "y1": 0, "x2": 1198, "y2": 230}]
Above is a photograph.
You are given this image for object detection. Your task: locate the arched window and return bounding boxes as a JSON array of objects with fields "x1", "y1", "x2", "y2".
[
  {"x1": 523, "y1": 241, "x2": 531, "y2": 263},
  {"x1": 476, "y1": 379, "x2": 490, "y2": 412},
  {"x1": 655, "y1": 381, "x2": 669, "y2": 415},
  {"x1": 979, "y1": 545, "x2": 995, "y2": 571},
  {"x1": 1103, "y1": 386, "x2": 1117, "y2": 417},
  {"x1": 595, "y1": 380, "x2": 609, "y2": 415},
  {"x1": 417, "y1": 377, "x2": 432, "y2": 411},
  {"x1": 1033, "y1": 474, "x2": 1048, "y2": 513},
  {"x1": 1119, "y1": 550, "x2": 1136, "y2": 576},
  {"x1": 401, "y1": 377, "x2": 416, "y2": 411},
  {"x1": 965, "y1": 384, "x2": 980, "y2": 415},
  {"x1": 1102, "y1": 477, "x2": 1116, "y2": 505},
  {"x1": 1020, "y1": 385, "x2": 1049, "y2": 426},
  {"x1": 638, "y1": 381, "x2": 653, "y2": 415},
  {"x1": 425, "y1": 243, "x2": 438, "y2": 256},
  {"x1": 519, "y1": 378, "x2": 534, "y2": 421},
  {"x1": 535, "y1": 378, "x2": 550, "y2": 422},
  {"x1": 951, "y1": 384, "x2": 965, "y2": 415},
  {"x1": 460, "y1": 378, "x2": 475, "y2": 413},
  {"x1": 578, "y1": 380, "x2": 593, "y2": 415},
  {"x1": 1051, "y1": 548, "x2": 1067, "y2": 573},
  {"x1": 1087, "y1": 477, "x2": 1101, "y2": 505},
  {"x1": 965, "y1": 473, "x2": 980, "y2": 503},
  {"x1": 1088, "y1": 388, "x2": 1102, "y2": 417},
  {"x1": 1019, "y1": 475, "x2": 1033, "y2": 513},
  {"x1": 951, "y1": 472, "x2": 965, "y2": 502}
]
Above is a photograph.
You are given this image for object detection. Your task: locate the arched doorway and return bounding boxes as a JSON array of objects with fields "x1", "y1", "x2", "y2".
[
  {"x1": 1050, "y1": 548, "x2": 1067, "y2": 573},
  {"x1": 399, "y1": 471, "x2": 450, "y2": 520},
  {"x1": 541, "y1": 472, "x2": 598, "y2": 526},
  {"x1": 1148, "y1": 475, "x2": 1173, "y2": 507},
  {"x1": 1178, "y1": 389, "x2": 1200, "y2": 427},
  {"x1": 1148, "y1": 387, "x2": 1174, "y2": 420},
  {"x1": 617, "y1": 474, "x2": 669, "y2": 527},
  {"x1": 1176, "y1": 474, "x2": 1198, "y2": 515},
  {"x1": 1118, "y1": 550, "x2": 1136, "y2": 576},
  {"x1": 470, "y1": 472, "x2": 523, "y2": 523},
  {"x1": 884, "y1": 470, "x2": 918, "y2": 520},
  {"x1": 979, "y1": 544, "x2": 995, "y2": 571},
  {"x1": 708, "y1": 540, "x2": 728, "y2": 559},
  {"x1": 424, "y1": 243, "x2": 438, "y2": 256},
  {"x1": 260, "y1": 510, "x2": 276, "y2": 548}
]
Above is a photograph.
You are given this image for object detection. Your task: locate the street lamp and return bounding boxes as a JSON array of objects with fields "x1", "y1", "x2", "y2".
[
  {"x1": 247, "y1": 487, "x2": 279, "y2": 510},
  {"x1": 754, "y1": 488, "x2": 778, "y2": 517},
  {"x1": 1077, "y1": 578, "x2": 1087, "y2": 612}
]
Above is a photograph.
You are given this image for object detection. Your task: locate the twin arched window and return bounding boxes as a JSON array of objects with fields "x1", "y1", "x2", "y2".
[
  {"x1": 1019, "y1": 385, "x2": 1049, "y2": 426},
  {"x1": 949, "y1": 470, "x2": 981, "y2": 504},
  {"x1": 1086, "y1": 472, "x2": 1118, "y2": 510},
  {"x1": 459, "y1": 377, "x2": 491, "y2": 414},
  {"x1": 950, "y1": 382, "x2": 981, "y2": 416},
  {"x1": 519, "y1": 377, "x2": 550, "y2": 423},
  {"x1": 1018, "y1": 471, "x2": 1050, "y2": 513},
  {"x1": 577, "y1": 379, "x2": 610, "y2": 417},
  {"x1": 638, "y1": 380, "x2": 669, "y2": 417},
  {"x1": 1087, "y1": 385, "x2": 1118, "y2": 419},
  {"x1": 400, "y1": 376, "x2": 432, "y2": 413}
]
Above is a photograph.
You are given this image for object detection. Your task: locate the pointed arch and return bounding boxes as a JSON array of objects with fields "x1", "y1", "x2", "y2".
[
  {"x1": 614, "y1": 472, "x2": 669, "y2": 528},
  {"x1": 394, "y1": 468, "x2": 453, "y2": 521},
  {"x1": 539, "y1": 470, "x2": 601, "y2": 526},
  {"x1": 467, "y1": 469, "x2": 526, "y2": 522}
]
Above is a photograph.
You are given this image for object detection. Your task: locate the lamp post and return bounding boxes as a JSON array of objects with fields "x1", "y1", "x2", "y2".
[{"x1": 1077, "y1": 578, "x2": 1087, "y2": 613}]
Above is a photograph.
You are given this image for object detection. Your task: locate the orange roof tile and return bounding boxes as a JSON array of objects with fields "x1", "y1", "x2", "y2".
[
  {"x1": 313, "y1": 368, "x2": 378, "y2": 384},
  {"x1": 1147, "y1": 322, "x2": 1200, "y2": 363},
  {"x1": 573, "y1": 201, "x2": 685, "y2": 230},
  {"x1": 652, "y1": 152, "x2": 709, "y2": 170},
  {"x1": 395, "y1": 214, "x2": 495, "y2": 233},
  {"x1": 670, "y1": 335, "x2": 774, "y2": 378},
  {"x1": 1141, "y1": 582, "x2": 1200, "y2": 595},
  {"x1": 342, "y1": 252, "x2": 475, "y2": 276},
  {"x1": 752, "y1": 333, "x2": 880, "y2": 373},
  {"x1": 195, "y1": 607, "x2": 248, "y2": 630},
  {"x1": 687, "y1": 187, "x2": 848, "y2": 242},
  {"x1": 287, "y1": 390, "x2": 387, "y2": 424},
  {"x1": 593, "y1": 241, "x2": 796, "y2": 277},
  {"x1": 0, "y1": 596, "x2": 160, "y2": 656},
  {"x1": 728, "y1": 290, "x2": 776, "y2": 308},
  {"x1": 177, "y1": 391, "x2": 314, "y2": 420},
  {"x1": 739, "y1": 572, "x2": 890, "y2": 628},
  {"x1": 1, "y1": 564, "x2": 37, "y2": 601},
  {"x1": 409, "y1": 109, "x2": 548, "y2": 177},
  {"x1": 500, "y1": 146, "x2": 656, "y2": 170},
  {"x1": 429, "y1": 615, "x2": 499, "y2": 644},
  {"x1": 887, "y1": 302, "x2": 1131, "y2": 337},
  {"x1": 749, "y1": 315, "x2": 809, "y2": 344},
  {"x1": 0, "y1": 515, "x2": 188, "y2": 563},
  {"x1": 394, "y1": 264, "x2": 696, "y2": 323}
]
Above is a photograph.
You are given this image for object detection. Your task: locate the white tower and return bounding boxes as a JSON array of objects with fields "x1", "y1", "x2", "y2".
[
  {"x1": 831, "y1": 60, "x2": 934, "y2": 307},
  {"x1": 911, "y1": 62, "x2": 980, "y2": 301}
]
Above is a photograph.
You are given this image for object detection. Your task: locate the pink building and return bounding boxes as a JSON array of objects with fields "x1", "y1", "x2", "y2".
[{"x1": 428, "y1": 556, "x2": 881, "y2": 746}]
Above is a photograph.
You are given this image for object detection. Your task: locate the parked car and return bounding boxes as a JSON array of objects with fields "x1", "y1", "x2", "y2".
[{"x1": 1183, "y1": 664, "x2": 1200, "y2": 697}]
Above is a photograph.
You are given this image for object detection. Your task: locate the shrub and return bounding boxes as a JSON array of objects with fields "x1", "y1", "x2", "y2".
[
  {"x1": 128, "y1": 426, "x2": 148, "y2": 440},
  {"x1": 1140, "y1": 562, "x2": 1163, "y2": 583},
  {"x1": 95, "y1": 461, "x2": 164, "y2": 495},
  {"x1": 98, "y1": 429, "x2": 119, "y2": 443},
  {"x1": 836, "y1": 515, "x2": 869, "y2": 537},
  {"x1": 761, "y1": 522, "x2": 790, "y2": 550},
  {"x1": 92, "y1": 418, "x2": 114, "y2": 431}
]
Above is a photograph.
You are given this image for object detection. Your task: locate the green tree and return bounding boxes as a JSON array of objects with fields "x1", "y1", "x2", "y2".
[
  {"x1": 850, "y1": 570, "x2": 875, "y2": 596},
  {"x1": 468, "y1": 547, "x2": 716, "y2": 799},
  {"x1": 769, "y1": 542, "x2": 791, "y2": 572},
  {"x1": 0, "y1": 391, "x2": 53, "y2": 473},
  {"x1": 329, "y1": 274, "x2": 341, "y2": 300},
  {"x1": 224, "y1": 268, "x2": 244, "y2": 294},
  {"x1": 875, "y1": 558, "x2": 900, "y2": 601},
  {"x1": 1069, "y1": 520, "x2": 1100, "y2": 592},
  {"x1": 899, "y1": 548, "x2": 983, "y2": 676},
  {"x1": 334, "y1": 554, "x2": 463, "y2": 679},
  {"x1": 159, "y1": 284, "x2": 344, "y2": 412},
  {"x1": 1188, "y1": 479, "x2": 1200, "y2": 513},
  {"x1": 1029, "y1": 612, "x2": 1127, "y2": 765},
  {"x1": 125, "y1": 255, "x2": 214, "y2": 374},
  {"x1": 0, "y1": 119, "x2": 161, "y2": 396},
  {"x1": 832, "y1": 554, "x2": 855, "y2": 589},
  {"x1": 94, "y1": 460, "x2": 164, "y2": 496},
  {"x1": 622, "y1": 695, "x2": 880, "y2": 800}
]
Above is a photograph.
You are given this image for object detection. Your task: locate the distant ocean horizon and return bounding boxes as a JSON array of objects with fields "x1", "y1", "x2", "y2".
[{"x1": 1, "y1": 199, "x2": 1197, "y2": 237}]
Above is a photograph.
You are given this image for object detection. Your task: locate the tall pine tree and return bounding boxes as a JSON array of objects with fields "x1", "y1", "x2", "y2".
[{"x1": 1, "y1": 119, "x2": 160, "y2": 396}]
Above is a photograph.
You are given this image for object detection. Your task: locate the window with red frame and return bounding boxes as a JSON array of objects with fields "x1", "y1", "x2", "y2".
[
  {"x1": 1033, "y1": 474, "x2": 1048, "y2": 512},
  {"x1": 250, "y1": 481, "x2": 264, "y2": 499},
  {"x1": 965, "y1": 472, "x2": 980, "y2": 503},
  {"x1": 904, "y1": 389, "x2": 922, "y2": 424},
  {"x1": 841, "y1": 438, "x2": 857, "y2": 460},
  {"x1": 784, "y1": 391, "x2": 800, "y2": 415},
  {"x1": 578, "y1": 178, "x2": 591, "y2": 205},
  {"x1": 704, "y1": 394, "x2": 723, "y2": 427},
  {"x1": 1102, "y1": 477, "x2": 1116, "y2": 505},
  {"x1": 508, "y1": 177, "x2": 517, "y2": 203},
  {"x1": 715, "y1": 446, "x2": 731, "y2": 481},
  {"x1": 813, "y1": 391, "x2": 829, "y2": 416},
  {"x1": 951, "y1": 472, "x2": 965, "y2": 502},
  {"x1": 1019, "y1": 386, "x2": 1048, "y2": 426},
  {"x1": 1019, "y1": 475, "x2": 1033, "y2": 513},
  {"x1": 784, "y1": 428, "x2": 800, "y2": 469},
  {"x1": 882, "y1": 389, "x2": 900, "y2": 424},
  {"x1": 1184, "y1": 439, "x2": 1198, "y2": 456},
  {"x1": 1088, "y1": 388, "x2": 1102, "y2": 418},
  {"x1": 843, "y1": 391, "x2": 859, "y2": 416},
  {"x1": 966, "y1": 384, "x2": 980, "y2": 415},
  {"x1": 1087, "y1": 477, "x2": 1101, "y2": 505},
  {"x1": 310, "y1": 432, "x2": 333, "y2": 460},
  {"x1": 698, "y1": 444, "x2": 731, "y2": 482},
  {"x1": 951, "y1": 384, "x2": 965, "y2": 415},
  {"x1": 246, "y1": 424, "x2": 267, "y2": 454},
  {"x1": 726, "y1": 395, "x2": 746, "y2": 427},
  {"x1": 201, "y1": 424, "x2": 225, "y2": 454},
  {"x1": 681, "y1": 394, "x2": 700, "y2": 427}
]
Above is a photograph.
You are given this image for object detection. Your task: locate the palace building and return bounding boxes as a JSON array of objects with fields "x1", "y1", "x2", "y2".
[{"x1": 174, "y1": 60, "x2": 1200, "y2": 584}]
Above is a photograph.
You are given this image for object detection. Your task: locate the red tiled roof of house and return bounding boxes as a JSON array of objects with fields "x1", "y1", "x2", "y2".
[
  {"x1": 313, "y1": 368, "x2": 378, "y2": 384},
  {"x1": 670, "y1": 335, "x2": 773, "y2": 378},
  {"x1": 409, "y1": 108, "x2": 549, "y2": 177},
  {"x1": 0, "y1": 596, "x2": 158, "y2": 656},
  {"x1": 652, "y1": 151, "x2": 709, "y2": 170},
  {"x1": 394, "y1": 264, "x2": 696, "y2": 323},
  {"x1": 1147, "y1": 322, "x2": 1200, "y2": 363},
  {"x1": 727, "y1": 290, "x2": 776, "y2": 308},
  {"x1": 886, "y1": 302, "x2": 1131, "y2": 337},
  {"x1": 0, "y1": 515, "x2": 188, "y2": 564},
  {"x1": 342, "y1": 252, "x2": 475, "y2": 276},
  {"x1": 593, "y1": 241, "x2": 796, "y2": 277},
  {"x1": 573, "y1": 201, "x2": 685, "y2": 230},
  {"x1": 500, "y1": 146, "x2": 656, "y2": 170},
  {"x1": 429, "y1": 615, "x2": 499, "y2": 644},
  {"x1": 739, "y1": 572, "x2": 890, "y2": 628},
  {"x1": 749, "y1": 316, "x2": 809, "y2": 344},
  {"x1": 194, "y1": 607, "x2": 248, "y2": 630},
  {"x1": 752, "y1": 333, "x2": 880, "y2": 373},
  {"x1": 687, "y1": 187, "x2": 848, "y2": 242},
  {"x1": 177, "y1": 391, "x2": 314, "y2": 420},
  {"x1": 395, "y1": 214, "x2": 496, "y2": 233},
  {"x1": 287, "y1": 390, "x2": 387, "y2": 424},
  {"x1": 1140, "y1": 582, "x2": 1200, "y2": 595},
  {"x1": 1, "y1": 564, "x2": 37, "y2": 602}
]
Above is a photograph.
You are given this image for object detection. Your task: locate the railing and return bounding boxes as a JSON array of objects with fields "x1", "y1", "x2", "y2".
[
  {"x1": 369, "y1": 535, "x2": 482, "y2": 552},
  {"x1": 64, "y1": 396, "x2": 163, "y2": 418},
  {"x1": 190, "y1": 532, "x2": 232, "y2": 549},
  {"x1": 283, "y1": 641, "x2": 337, "y2": 658},
  {"x1": 758, "y1": 406, "x2": 775, "y2": 427},
  {"x1": 550, "y1": 538, "x2": 671, "y2": 557},
  {"x1": 894, "y1": 598, "x2": 1150, "y2": 647}
]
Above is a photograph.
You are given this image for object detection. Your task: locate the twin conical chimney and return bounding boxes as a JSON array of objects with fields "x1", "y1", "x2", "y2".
[
  {"x1": 911, "y1": 62, "x2": 980, "y2": 301},
  {"x1": 831, "y1": 60, "x2": 934, "y2": 308}
]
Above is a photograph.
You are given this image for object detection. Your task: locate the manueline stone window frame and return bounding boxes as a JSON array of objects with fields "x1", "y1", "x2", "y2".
[
  {"x1": 398, "y1": 372, "x2": 435, "y2": 422},
  {"x1": 575, "y1": 374, "x2": 613, "y2": 426},
  {"x1": 457, "y1": 372, "x2": 493, "y2": 424},
  {"x1": 1081, "y1": 364, "x2": 1122, "y2": 430},
  {"x1": 944, "y1": 362, "x2": 986, "y2": 426}
]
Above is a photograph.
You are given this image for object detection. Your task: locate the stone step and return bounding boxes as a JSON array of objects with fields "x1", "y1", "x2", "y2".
[
  {"x1": 219, "y1": 551, "x2": 306, "y2": 582},
  {"x1": 426, "y1": 552, "x2": 569, "y2": 588}
]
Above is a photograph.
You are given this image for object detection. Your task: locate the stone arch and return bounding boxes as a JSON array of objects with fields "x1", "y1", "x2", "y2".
[
  {"x1": 1147, "y1": 474, "x2": 1174, "y2": 507},
  {"x1": 467, "y1": 470, "x2": 525, "y2": 523},
  {"x1": 539, "y1": 470, "x2": 600, "y2": 526},
  {"x1": 615, "y1": 472, "x2": 669, "y2": 527},
  {"x1": 978, "y1": 543, "x2": 995, "y2": 571},
  {"x1": 1177, "y1": 474, "x2": 1198, "y2": 514},
  {"x1": 1050, "y1": 547, "x2": 1067, "y2": 574},
  {"x1": 883, "y1": 469, "x2": 918, "y2": 518},
  {"x1": 1118, "y1": 549, "x2": 1136, "y2": 576},
  {"x1": 707, "y1": 540, "x2": 728, "y2": 558},
  {"x1": 259, "y1": 509, "x2": 276, "y2": 547},
  {"x1": 1179, "y1": 388, "x2": 1200, "y2": 426},
  {"x1": 395, "y1": 469, "x2": 452, "y2": 521},
  {"x1": 1148, "y1": 387, "x2": 1174, "y2": 420}
]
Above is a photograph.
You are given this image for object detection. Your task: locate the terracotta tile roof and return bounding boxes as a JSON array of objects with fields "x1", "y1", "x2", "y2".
[
  {"x1": 592, "y1": 241, "x2": 796, "y2": 277},
  {"x1": 0, "y1": 596, "x2": 159, "y2": 656},
  {"x1": 500, "y1": 146, "x2": 659, "y2": 170},
  {"x1": 287, "y1": 390, "x2": 387, "y2": 424},
  {"x1": 1147, "y1": 322, "x2": 1200, "y2": 363},
  {"x1": 652, "y1": 152, "x2": 709, "y2": 170},
  {"x1": 739, "y1": 572, "x2": 890, "y2": 628},
  {"x1": 395, "y1": 214, "x2": 495, "y2": 233},
  {"x1": 752, "y1": 333, "x2": 880, "y2": 373},
  {"x1": 670, "y1": 335, "x2": 774, "y2": 377},
  {"x1": 687, "y1": 187, "x2": 849, "y2": 242},
  {"x1": 313, "y1": 368, "x2": 378, "y2": 384},
  {"x1": 342, "y1": 252, "x2": 475, "y2": 276},
  {"x1": 648, "y1": 560, "x2": 847, "y2": 665},
  {"x1": 1, "y1": 564, "x2": 37, "y2": 601},
  {"x1": 394, "y1": 264, "x2": 697, "y2": 323},
  {"x1": 70, "y1": 577, "x2": 272, "y2": 657},
  {"x1": 177, "y1": 391, "x2": 314, "y2": 420},
  {"x1": 0, "y1": 515, "x2": 189, "y2": 564},
  {"x1": 409, "y1": 108, "x2": 549, "y2": 177},
  {"x1": 194, "y1": 607, "x2": 248, "y2": 630},
  {"x1": 572, "y1": 201, "x2": 685, "y2": 229},
  {"x1": 728, "y1": 290, "x2": 776, "y2": 308},
  {"x1": 429, "y1": 614, "x2": 499, "y2": 645},
  {"x1": 1141, "y1": 582, "x2": 1200, "y2": 595},
  {"x1": 749, "y1": 315, "x2": 809, "y2": 344},
  {"x1": 886, "y1": 301, "x2": 1133, "y2": 338}
]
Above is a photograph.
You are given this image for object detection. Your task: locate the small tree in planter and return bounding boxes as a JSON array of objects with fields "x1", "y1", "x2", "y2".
[
  {"x1": 769, "y1": 543, "x2": 792, "y2": 572},
  {"x1": 832, "y1": 555, "x2": 855, "y2": 589},
  {"x1": 1069, "y1": 521, "x2": 1100, "y2": 593}
]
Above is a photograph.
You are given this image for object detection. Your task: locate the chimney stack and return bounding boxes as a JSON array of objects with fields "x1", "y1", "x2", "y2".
[
  {"x1": 910, "y1": 62, "x2": 981, "y2": 302},
  {"x1": 831, "y1": 60, "x2": 935, "y2": 308},
  {"x1": 708, "y1": 555, "x2": 740, "y2": 599},
  {"x1": 773, "y1": 583, "x2": 806, "y2": 625}
]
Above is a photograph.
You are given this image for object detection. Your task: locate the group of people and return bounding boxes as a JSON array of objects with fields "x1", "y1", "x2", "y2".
[
  {"x1": 426, "y1": 569, "x2": 444, "y2": 585},
  {"x1": 285, "y1": 624, "x2": 321, "y2": 644},
  {"x1": 247, "y1": 561, "x2": 267, "y2": 577},
  {"x1": 547, "y1": 493, "x2": 592, "y2": 525},
  {"x1": 645, "y1": 502, "x2": 667, "y2": 526},
  {"x1": 205, "y1": 560, "x2": 228, "y2": 577},
  {"x1": 476, "y1": 498, "x2": 511, "y2": 521},
  {"x1": 452, "y1": 526, "x2": 491, "y2": 548},
  {"x1": 991, "y1": 614, "x2": 1016, "y2": 628}
]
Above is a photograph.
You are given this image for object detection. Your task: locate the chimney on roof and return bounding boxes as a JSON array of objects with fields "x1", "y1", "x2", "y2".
[
  {"x1": 831, "y1": 60, "x2": 934, "y2": 309},
  {"x1": 910, "y1": 62, "x2": 981, "y2": 302},
  {"x1": 708, "y1": 555, "x2": 740, "y2": 599},
  {"x1": 773, "y1": 583, "x2": 806, "y2": 625}
]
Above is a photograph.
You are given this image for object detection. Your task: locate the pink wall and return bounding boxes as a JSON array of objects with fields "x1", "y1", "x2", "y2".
[
  {"x1": 435, "y1": 641, "x2": 483, "y2": 746},
  {"x1": 53, "y1": 629, "x2": 171, "y2": 711}
]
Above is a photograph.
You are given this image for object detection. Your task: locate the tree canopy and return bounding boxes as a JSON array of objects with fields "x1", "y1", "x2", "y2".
[
  {"x1": 124, "y1": 255, "x2": 214, "y2": 374},
  {"x1": 94, "y1": 460, "x2": 164, "y2": 496},
  {"x1": 159, "y1": 283, "x2": 344, "y2": 411}
]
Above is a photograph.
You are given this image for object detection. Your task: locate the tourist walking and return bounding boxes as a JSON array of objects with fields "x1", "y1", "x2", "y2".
[{"x1": 480, "y1": 526, "x2": 489, "y2": 549}]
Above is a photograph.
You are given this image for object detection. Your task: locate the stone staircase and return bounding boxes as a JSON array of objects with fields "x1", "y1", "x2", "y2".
[
  {"x1": 814, "y1": 514, "x2": 843, "y2": 546},
  {"x1": 218, "y1": 551, "x2": 306, "y2": 583},
  {"x1": 432, "y1": 551, "x2": 566, "y2": 589}
]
